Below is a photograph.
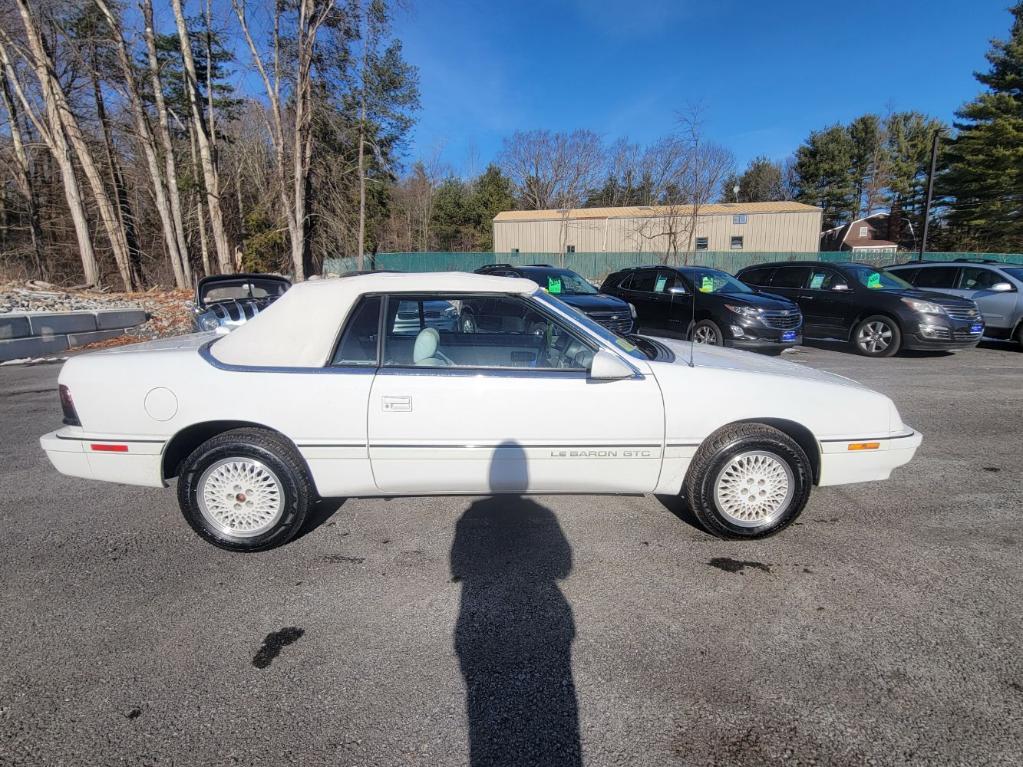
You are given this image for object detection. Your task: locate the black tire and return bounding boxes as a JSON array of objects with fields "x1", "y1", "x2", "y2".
[
  {"x1": 1014, "y1": 323, "x2": 1023, "y2": 349},
  {"x1": 177, "y1": 428, "x2": 312, "y2": 552},
  {"x1": 460, "y1": 311, "x2": 476, "y2": 334},
  {"x1": 691, "y1": 319, "x2": 724, "y2": 346},
  {"x1": 851, "y1": 314, "x2": 901, "y2": 357},
  {"x1": 683, "y1": 423, "x2": 812, "y2": 539}
]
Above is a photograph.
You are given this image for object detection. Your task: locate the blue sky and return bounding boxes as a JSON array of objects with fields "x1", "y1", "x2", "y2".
[{"x1": 392, "y1": 0, "x2": 1015, "y2": 176}]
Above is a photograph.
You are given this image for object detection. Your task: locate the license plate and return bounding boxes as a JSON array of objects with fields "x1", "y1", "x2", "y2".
[
  {"x1": 782, "y1": 330, "x2": 796, "y2": 342},
  {"x1": 970, "y1": 323, "x2": 983, "y2": 333}
]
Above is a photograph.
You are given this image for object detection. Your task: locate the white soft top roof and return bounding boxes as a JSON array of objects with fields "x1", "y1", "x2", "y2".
[{"x1": 209, "y1": 271, "x2": 539, "y2": 368}]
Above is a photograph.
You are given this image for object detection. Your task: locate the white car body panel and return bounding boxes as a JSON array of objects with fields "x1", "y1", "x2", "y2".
[{"x1": 40, "y1": 272, "x2": 922, "y2": 502}]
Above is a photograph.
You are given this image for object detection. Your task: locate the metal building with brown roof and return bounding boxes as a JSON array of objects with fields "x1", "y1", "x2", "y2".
[{"x1": 492, "y1": 201, "x2": 823, "y2": 253}]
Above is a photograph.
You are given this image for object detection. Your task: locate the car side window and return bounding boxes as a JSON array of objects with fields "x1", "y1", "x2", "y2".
[
  {"x1": 739, "y1": 266, "x2": 773, "y2": 286},
  {"x1": 891, "y1": 267, "x2": 919, "y2": 284},
  {"x1": 806, "y1": 268, "x2": 846, "y2": 290},
  {"x1": 771, "y1": 266, "x2": 811, "y2": 289},
  {"x1": 629, "y1": 270, "x2": 657, "y2": 293},
  {"x1": 914, "y1": 267, "x2": 959, "y2": 289},
  {"x1": 617, "y1": 274, "x2": 633, "y2": 290},
  {"x1": 331, "y1": 295, "x2": 381, "y2": 366},
  {"x1": 381, "y1": 294, "x2": 594, "y2": 371},
  {"x1": 958, "y1": 267, "x2": 1004, "y2": 290}
]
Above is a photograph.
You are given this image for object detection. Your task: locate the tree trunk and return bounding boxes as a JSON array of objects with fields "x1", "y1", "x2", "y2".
[
  {"x1": 0, "y1": 35, "x2": 98, "y2": 286},
  {"x1": 170, "y1": 0, "x2": 232, "y2": 274},
  {"x1": 142, "y1": 0, "x2": 192, "y2": 284},
  {"x1": 12, "y1": 0, "x2": 135, "y2": 290},
  {"x1": 0, "y1": 67, "x2": 45, "y2": 279},
  {"x1": 188, "y1": 127, "x2": 212, "y2": 277},
  {"x1": 96, "y1": 0, "x2": 190, "y2": 289}
]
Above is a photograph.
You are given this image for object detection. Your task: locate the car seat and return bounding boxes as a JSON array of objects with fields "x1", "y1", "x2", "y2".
[{"x1": 413, "y1": 327, "x2": 453, "y2": 367}]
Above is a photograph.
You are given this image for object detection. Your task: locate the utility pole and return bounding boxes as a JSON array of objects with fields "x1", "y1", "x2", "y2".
[{"x1": 919, "y1": 131, "x2": 940, "y2": 261}]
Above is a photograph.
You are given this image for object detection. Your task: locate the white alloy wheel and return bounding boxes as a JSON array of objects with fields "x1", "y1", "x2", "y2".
[
  {"x1": 857, "y1": 320, "x2": 894, "y2": 354},
  {"x1": 197, "y1": 457, "x2": 284, "y2": 538},
  {"x1": 712, "y1": 450, "x2": 794, "y2": 528}
]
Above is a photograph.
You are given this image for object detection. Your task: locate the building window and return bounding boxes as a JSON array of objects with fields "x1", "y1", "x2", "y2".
[
  {"x1": 858, "y1": 226, "x2": 869, "y2": 238},
  {"x1": 695, "y1": 237, "x2": 709, "y2": 251},
  {"x1": 510, "y1": 248, "x2": 520, "y2": 254},
  {"x1": 732, "y1": 214, "x2": 748, "y2": 225},
  {"x1": 565, "y1": 245, "x2": 576, "y2": 254},
  {"x1": 730, "y1": 236, "x2": 744, "y2": 250}
]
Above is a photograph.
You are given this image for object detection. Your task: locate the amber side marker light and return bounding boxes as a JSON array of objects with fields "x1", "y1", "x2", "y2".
[{"x1": 848, "y1": 442, "x2": 881, "y2": 451}]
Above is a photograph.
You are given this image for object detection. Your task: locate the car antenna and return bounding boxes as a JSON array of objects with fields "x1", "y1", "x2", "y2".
[{"x1": 688, "y1": 266, "x2": 697, "y2": 368}]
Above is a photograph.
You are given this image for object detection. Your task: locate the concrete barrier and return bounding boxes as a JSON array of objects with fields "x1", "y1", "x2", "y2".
[{"x1": 0, "y1": 308, "x2": 150, "y2": 361}]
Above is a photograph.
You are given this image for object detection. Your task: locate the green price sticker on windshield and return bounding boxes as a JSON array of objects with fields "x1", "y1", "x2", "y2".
[
  {"x1": 700, "y1": 276, "x2": 714, "y2": 293},
  {"x1": 547, "y1": 277, "x2": 562, "y2": 294},
  {"x1": 867, "y1": 272, "x2": 881, "y2": 289}
]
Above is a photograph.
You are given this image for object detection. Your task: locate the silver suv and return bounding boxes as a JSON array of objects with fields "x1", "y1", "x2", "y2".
[{"x1": 887, "y1": 260, "x2": 1023, "y2": 347}]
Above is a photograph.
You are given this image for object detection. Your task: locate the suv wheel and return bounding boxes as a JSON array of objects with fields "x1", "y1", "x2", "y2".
[
  {"x1": 852, "y1": 315, "x2": 901, "y2": 357},
  {"x1": 177, "y1": 428, "x2": 312, "y2": 552},
  {"x1": 691, "y1": 319, "x2": 723, "y2": 346},
  {"x1": 684, "y1": 423, "x2": 812, "y2": 539}
]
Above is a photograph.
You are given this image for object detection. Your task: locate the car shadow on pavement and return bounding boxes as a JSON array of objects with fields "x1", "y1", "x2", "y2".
[
  {"x1": 449, "y1": 442, "x2": 582, "y2": 766},
  {"x1": 293, "y1": 498, "x2": 346, "y2": 541},
  {"x1": 654, "y1": 493, "x2": 707, "y2": 535}
]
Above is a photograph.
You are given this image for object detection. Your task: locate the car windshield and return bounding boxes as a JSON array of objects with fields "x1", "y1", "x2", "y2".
[
  {"x1": 847, "y1": 265, "x2": 912, "y2": 289},
  {"x1": 680, "y1": 268, "x2": 753, "y2": 294},
  {"x1": 201, "y1": 278, "x2": 289, "y2": 305},
  {"x1": 532, "y1": 291, "x2": 650, "y2": 360},
  {"x1": 521, "y1": 269, "x2": 598, "y2": 296}
]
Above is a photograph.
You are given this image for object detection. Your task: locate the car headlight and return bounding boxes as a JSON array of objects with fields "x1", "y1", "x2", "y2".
[
  {"x1": 628, "y1": 303, "x2": 637, "y2": 319},
  {"x1": 724, "y1": 304, "x2": 762, "y2": 318},
  {"x1": 901, "y1": 297, "x2": 945, "y2": 315},
  {"x1": 198, "y1": 313, "x2": 221, "y2": 331}
]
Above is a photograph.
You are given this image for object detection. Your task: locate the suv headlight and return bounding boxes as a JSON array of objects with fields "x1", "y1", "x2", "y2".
[
  {"x1": 901, "y1": 297, "x2": 945, "y2": 315},
  {"x1": 724, "y1": 304, "x2": 762, "y2": 318}
]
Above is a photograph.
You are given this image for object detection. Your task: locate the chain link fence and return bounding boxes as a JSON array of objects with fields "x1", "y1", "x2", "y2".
[{"x1": 323, "y1": 251, "x2": 1023, "y2": 281}]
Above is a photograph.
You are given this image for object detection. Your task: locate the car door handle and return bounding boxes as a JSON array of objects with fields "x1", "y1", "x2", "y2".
[{"x1": 381, "y1": 395, "x2": 411, "y2": 412}]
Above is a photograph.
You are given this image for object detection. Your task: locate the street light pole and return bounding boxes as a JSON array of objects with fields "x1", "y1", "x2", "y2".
[{"x1": 918, "y1": 131, "x2": 940, "y2": 261}]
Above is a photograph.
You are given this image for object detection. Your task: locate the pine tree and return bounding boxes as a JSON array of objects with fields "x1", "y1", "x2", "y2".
[
  {"x1": 942, "y1": 2, "x2": 1023, "y2": 251},
  {"x1": 793, "y1": 125, "x2": 857, "y2": 228}
]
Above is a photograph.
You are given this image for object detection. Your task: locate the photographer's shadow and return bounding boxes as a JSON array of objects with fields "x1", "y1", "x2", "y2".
[{"x1": 450, "y1": 441, "x2": 582, "y2": 766}]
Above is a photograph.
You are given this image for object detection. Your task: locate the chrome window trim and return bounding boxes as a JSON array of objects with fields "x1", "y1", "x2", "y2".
[{"x1": 375, "y1": 366, "x2": 599, "y2": 380}]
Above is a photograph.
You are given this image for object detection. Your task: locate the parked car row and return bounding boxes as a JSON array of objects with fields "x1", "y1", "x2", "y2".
[{"x1": 195, "y1": 258, "x2": 1019, "y2": 359}]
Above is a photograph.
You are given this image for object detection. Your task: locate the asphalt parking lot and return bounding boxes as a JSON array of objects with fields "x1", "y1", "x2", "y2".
[{"x1": 1, "y1": 341, "x2": 1021, "y2": 766}]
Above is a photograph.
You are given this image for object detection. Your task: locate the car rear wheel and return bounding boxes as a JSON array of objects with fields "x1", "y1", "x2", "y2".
[
  {"x1": 691, "y1": 319, "x2": 723, "y2": 346},
  {"x1": 460, "y1": 311, "x2": 476, "y2": 334},
  {"x1": 684, "y1": 423, "x2": 812, "y2": 539},
  {"x1": 852, "y1": 315, "x2": 901, "y2": 357},
  {"x1": 177, "y1": 428, "x2": 311, "y2": 552}
]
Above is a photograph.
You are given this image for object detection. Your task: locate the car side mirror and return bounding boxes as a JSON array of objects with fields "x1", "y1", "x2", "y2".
[
  {"x1": 832, "y1": 283, "x2": 851, "y2": 291},
  {"x1": 589, "y1": 349, "x2": 635, "y2": 380},
  {"x1": 668, "y1": 286, "x2": 687, "y2": 295},
  {"x1": 991, "y1": 281, "x2": 1013, "y2": 292}
]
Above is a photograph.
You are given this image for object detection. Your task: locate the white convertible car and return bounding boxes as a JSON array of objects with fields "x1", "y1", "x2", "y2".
[{"x1": 41, "y1": 272, "x2": 922, "y2": 551}]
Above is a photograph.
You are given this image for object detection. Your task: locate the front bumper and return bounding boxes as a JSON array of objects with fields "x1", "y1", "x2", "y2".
[
  {"x1": 903, "y1": 317, "x2": 984, "y2": 351},
  {"x1": 817, "y1": 428, "x2": 923, "y2": 486},
  {"x1": 724, "y1": 322, "x2": 802, "y2": 351}
]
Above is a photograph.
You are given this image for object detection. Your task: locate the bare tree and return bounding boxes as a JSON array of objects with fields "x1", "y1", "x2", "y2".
[
  {"x1": 499, "y1": 129, "x2": 604, "y2": 210},
  {"x1": 171, "y1": 0, "x2": 232, "y2": 274},
  {"x1": 0, "y1": 63, "x2": 44, "y2": 278},
  {"x1": 233, "y1": 0, "x2": 335, "y2": 280},
  {"x1": 0, "y1": 25, "x2": 99, "y2": 286},
  {"x1": 94, "y1": 0, "x2": 191, "y2": 288}
]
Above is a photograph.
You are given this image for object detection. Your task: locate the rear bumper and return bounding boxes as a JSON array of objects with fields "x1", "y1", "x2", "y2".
[
  {"x1": 817, "y1": 429, "x2": 922, "y2": 487},
  {"x1": 40, "y1": 429, "x2": 167, "y2": 488}
]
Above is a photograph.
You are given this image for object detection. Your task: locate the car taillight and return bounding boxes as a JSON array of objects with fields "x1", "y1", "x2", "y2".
[{"x1": 59, "y1": 384, "x2": 80, "y2": 426}]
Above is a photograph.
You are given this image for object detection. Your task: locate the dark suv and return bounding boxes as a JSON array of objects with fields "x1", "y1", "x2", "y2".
[
  {"x1": 736, "y1": 261, "x2": 984, "y2": 357},
  {"x1": 599, "y1": 265, "x2": 803, "y2": 353},
  {"x1": 475, "y1": 264, "x2": 635, "y2": 333}
]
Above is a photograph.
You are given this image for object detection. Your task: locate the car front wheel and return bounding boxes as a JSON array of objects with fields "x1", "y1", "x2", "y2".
[
  {"x1": 684, "y1": 423, "x2": 812, "y2": 539},
  {"x1": 852, "y1": 315, "x2": 901, "y2": 357},
  {"x1": 177, "y1": 428, "x2": 312, "y2": 552},
  {"x1": 691, "y1": 319, "x2": 723, "y2": 346}
]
